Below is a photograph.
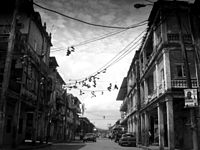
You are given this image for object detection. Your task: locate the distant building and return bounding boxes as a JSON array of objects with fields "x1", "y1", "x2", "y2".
[{"x1": 77, "y1": 117, "x2": 95, "y2": 137}]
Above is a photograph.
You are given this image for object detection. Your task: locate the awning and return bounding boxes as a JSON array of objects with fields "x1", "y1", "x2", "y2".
[{"x1": 116, "y1": 77, "x2": 127, "y2": 101}]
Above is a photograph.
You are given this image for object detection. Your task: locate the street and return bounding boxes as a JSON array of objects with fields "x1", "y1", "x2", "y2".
[{"x1": 37, "y1": 138, "x2": 141, "y2": 150}]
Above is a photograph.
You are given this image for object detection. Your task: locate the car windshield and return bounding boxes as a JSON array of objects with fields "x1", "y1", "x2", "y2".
[{"x1": 122, "y1": 133, "x2": 134, "y2": 137}]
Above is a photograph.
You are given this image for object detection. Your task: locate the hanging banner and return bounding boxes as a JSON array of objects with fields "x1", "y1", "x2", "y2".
[{"x1": 184, "y1": 89, "x2": 198, "y2": 107}]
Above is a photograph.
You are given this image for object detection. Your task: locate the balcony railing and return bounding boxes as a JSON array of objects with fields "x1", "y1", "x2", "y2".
[
  {"x1": 167, "y1": 33, "x2": 192, "y2": 44},
  {"x1": 0, "y1": 25, "x2": 10, "y2": 43},
  {"x1": 0, "y1": 25, "x2": 11, "y2": 34},
  {"x1": 171, "y1": 79, "x2": 199, "y2": 88}
]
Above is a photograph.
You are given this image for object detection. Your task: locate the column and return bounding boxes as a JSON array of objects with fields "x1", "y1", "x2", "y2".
[
  {"x1": 163, "y1": 49, "x2": 171, "y2": 90},
  {"x1": 144, "y1": 79, "x2": 148, "y2": 103},
  {"x1": 166, "y1": 96, "x2": 175, "y2": 150},
  {"x1": 12, "y1": 99, "x2": 21, "y2": 147},
  {"x1": 141, "y1": 114, "x2": 145, "y2": 145},
  {"x1": 155, "y1": 62, "x2": 159, "y2": 96},
  {"x1": 136, "y1": 113, "x2": 141, "y2": 145},
  {"x1": 158, "y1": 103, "x2": 164, "y2": 150},
  {"x1": 145, "y1": 111, "x2": 150, "y2": 146}
]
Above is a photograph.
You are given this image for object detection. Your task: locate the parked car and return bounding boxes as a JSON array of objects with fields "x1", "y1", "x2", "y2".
[
  {"x1": 83, "y1": 133, "x2": 97, "y2": 142},
  {"x1": 118, "y1": 133, "x2": 136, "y2": 147},
  {"x1": 114, "y1": 132, "x2": 122, "y2": 143}
]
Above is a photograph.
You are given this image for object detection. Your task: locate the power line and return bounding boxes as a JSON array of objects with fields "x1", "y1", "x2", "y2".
[
  {"x1": 50, "y1": 29, "x2": 130, "y2": 52},
  {"x1": 94, "y1": 30, "x2": 146, "y2": 74},
  {"x1": 68, "y1": 29, "x2": 146, "y2": 82},
  {"x1": 33, "y1": 2, "x2": 148, "y2": 29},
  {"x1": 73, "y1": 22, "x2": 147, "y2": 47},
  {"x1": 50, "y1": 21, "x2": 147, "y2": 53}
]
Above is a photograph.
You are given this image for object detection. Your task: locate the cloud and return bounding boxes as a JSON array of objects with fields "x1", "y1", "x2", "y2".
[{"x1": 35, "y1": 0, "x2": 148, "y2": 129}]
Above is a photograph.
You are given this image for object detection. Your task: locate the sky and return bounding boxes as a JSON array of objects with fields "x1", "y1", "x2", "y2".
[{"x1": 33, "y1": 0, "x2": 194, "y2": 129}]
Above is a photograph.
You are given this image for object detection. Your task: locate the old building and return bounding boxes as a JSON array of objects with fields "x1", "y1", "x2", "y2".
[
  {"x1": 77, "y1": 117, "x2": 95, "y2": 138},
  {"x1": 117, "y1": 51, "x2": 141, "y2": 144},
  {"x1": 0, "y1": 0, "x2": 53, "y2": 146},
  {"x1": 117, "y1": 1, "x2": 200, "y2": 150},
  {"x1": 66, "y1": 94, "x2": 81, "y2": 141},
  {"x1": 117, "y1": 77, "x2": 127, "y2": 129},
  {"x1": 47, "y1": 57, "x2": 82, "y2": 142},
  {"x1": 50, "y1": 71, "x2": 66, "y2": 141}
]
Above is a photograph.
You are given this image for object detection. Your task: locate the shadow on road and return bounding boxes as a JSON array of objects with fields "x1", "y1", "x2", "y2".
[{"x1": 47, "y1": 141, "x2": 86, "y2": 150}]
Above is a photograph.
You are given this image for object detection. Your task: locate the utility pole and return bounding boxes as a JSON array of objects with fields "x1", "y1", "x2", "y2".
[
  {"x1": 175, "y1": 1, "x2": 198, "y2": 150},
  {"x1": 0, "y1": 0, "x2": 19, "y2": 146}
]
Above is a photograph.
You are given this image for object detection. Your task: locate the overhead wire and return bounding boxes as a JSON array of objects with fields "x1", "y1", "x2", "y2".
[
  {"x1": 93, "y1": 30, "x2": 146, "y2": 74},
  {"x1": 50, "y1": 29, "x2": 130, "y2": 52},
  {"x1": 66, "y1": 11, "x2": 170, "y2": 83},
  {"x1": 33, "y1": 2, "x2": 148, "y2": 29},
  {"x1": 67, "y1": 29, "x2": 146, "y2": 82},
  {"x1": 50, "y1": 21, "x2": 147, "y2": 53}
]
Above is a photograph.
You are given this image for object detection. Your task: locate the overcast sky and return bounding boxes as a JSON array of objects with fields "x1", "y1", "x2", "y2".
[{"x1": 33, "y1": 0, "x2": 193, "y2": 129}]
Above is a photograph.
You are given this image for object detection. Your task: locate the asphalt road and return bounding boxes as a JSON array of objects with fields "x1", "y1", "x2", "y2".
[{"x1": 36, "y1": 138, "x2": 142, "y2": 150}]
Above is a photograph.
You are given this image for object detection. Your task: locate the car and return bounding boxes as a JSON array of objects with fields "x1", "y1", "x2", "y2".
[
  {"x1": 118, "y1": 133, "x2": 136, "y2": 147},
  {"x1": 83, "y1": 133, "x2": 97, "y2": 142}
]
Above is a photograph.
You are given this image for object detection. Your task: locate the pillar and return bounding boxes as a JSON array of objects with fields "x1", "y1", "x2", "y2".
[
  {"x1": 163, "y1": 49, "x2": 171, "y2": 90},
  {"x1": 145, "y1": 111, "x2": 150, "y2": 146},
  {"x1": 158, "y1": 103, "x2": 164, "y2": 150},
  {"x1": 136, "y1": 113, "x2": 141, "y2": 145},
  {"x1": 12, "y1": 99, "x2": 21, "y2": 147},
  {"x1": 141, "y1": 113, "x2": 145, "y2": 145},
  {"x1": 144, "y1": 79, "x2": 148, "y2": 103},
  {"x1": 166, "y1": 96, "x2": 175, "y2": 150}
]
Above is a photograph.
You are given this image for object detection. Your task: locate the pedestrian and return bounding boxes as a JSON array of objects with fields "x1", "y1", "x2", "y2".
[{"x1": 148, "y1": 130, "x2": 152, "y2": 144}]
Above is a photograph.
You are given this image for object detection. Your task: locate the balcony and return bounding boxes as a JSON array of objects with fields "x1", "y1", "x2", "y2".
[
  {"x1": 171, "y1": 79, "x2": 199, "y2": 88},
  {"x1": 167, "y1": 33, "x2": 192, "y2": 44}
]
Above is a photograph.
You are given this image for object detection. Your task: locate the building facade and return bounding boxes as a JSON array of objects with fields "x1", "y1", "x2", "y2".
[
  {"x1": 0, "y1": 0, "x2": 52, "y2": 146},
  {"x1": 0, "y1": 0, "x2": 81, "y2": 147},
  {"x1": 77, "y1": 117, "x2": 95, "y2": 139},
  {"x1": 117, "y1": 1, "x2": 200, "y2": 150}
]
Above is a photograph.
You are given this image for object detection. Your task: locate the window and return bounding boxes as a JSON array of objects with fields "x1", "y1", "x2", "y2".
[
  {"x1": 176, "y1": 64, "x2": 185, "y2": 77},
  {"x1": 161, "y1": 69, "x2": 164, "y2": 81}
]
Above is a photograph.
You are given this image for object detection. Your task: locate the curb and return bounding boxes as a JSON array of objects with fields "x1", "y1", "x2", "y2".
[{"x1": 17, "y1": 143, "x2": 52, "y2": 150}]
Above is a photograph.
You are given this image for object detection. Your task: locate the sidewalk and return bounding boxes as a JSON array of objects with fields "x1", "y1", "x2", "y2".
[
  {"x1": 17, "y1": 142, "x2": 52, "y2": 150},
  {"x1": 1, "y1": 139, "x2": 85, "y2": 150},
  {"x1": 138, "y1": 145, "x2": 181, "y2": 150},
  {"x1": 1, "y1": 141, "x2": 52, "y2": 150}
]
